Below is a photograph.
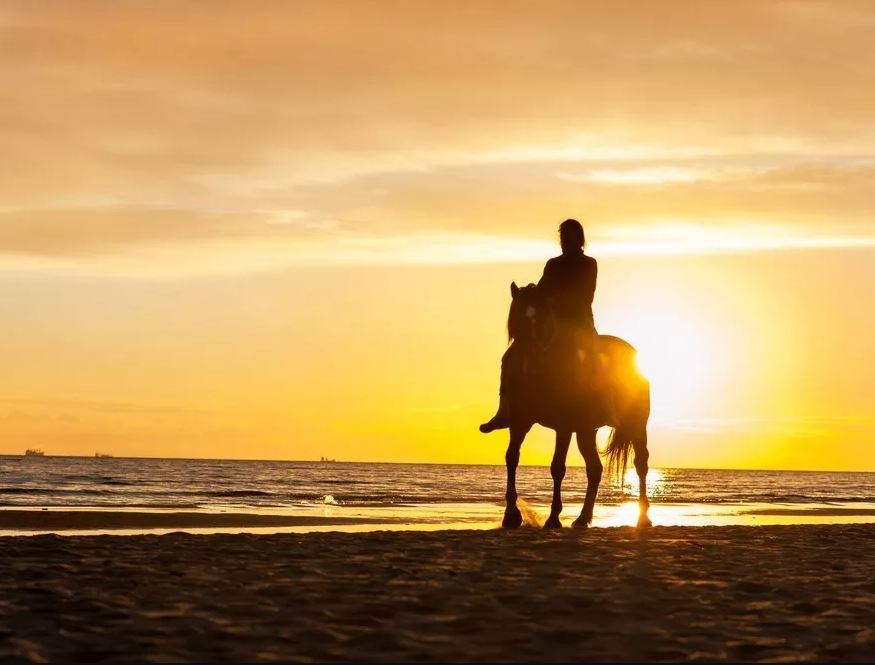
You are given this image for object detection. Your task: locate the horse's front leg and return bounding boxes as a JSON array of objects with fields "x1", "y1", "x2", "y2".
[
  {"x1": 503, "y1": 425, "x2": 530, "y2": 528},
  {"x1": 544, "y1": 430, "x2": 571, "y2": 528},
  {"x1": 634, "y1": 431, "x2": 652, "y2": 528},
  {"x1": 572, "y1": 429, "x2": 602, "y2": 528}
]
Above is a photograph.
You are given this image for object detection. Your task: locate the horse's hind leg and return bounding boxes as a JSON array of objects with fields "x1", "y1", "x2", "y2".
[
  {"x1": 572, "y1": 429, "x2": 602, "y2": 528},
  {"x1": 544, "y1": 430, "x2": 571, "y2": 528},
  {"x1": 634, "y1": 430, "x2": 652, "y2": 528},
  {"x1": 503, "y1": 425, "x2": 530, "y2": 528}
]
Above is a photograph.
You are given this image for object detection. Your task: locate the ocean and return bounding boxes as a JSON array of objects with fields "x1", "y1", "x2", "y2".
[{"x1": 2, "y1": 456, "x2": 875, "y2": 534}]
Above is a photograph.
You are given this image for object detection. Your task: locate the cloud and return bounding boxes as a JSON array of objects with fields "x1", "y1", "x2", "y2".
[
  {"x1": 558, "y1": 166, "x2": 706, "y2": 185},
  {"x1": 596, "y1": 220, "x2": 875, "y2": 257},
  {"x1": 1, "y1": 1, "x2": 875, "y2": 275},
  {"x1": 1, "y1": 221, "x2": 872, "y2": 279},
  {"x1": 0, "y1": 206, "x2": 338, "y2": 257}
]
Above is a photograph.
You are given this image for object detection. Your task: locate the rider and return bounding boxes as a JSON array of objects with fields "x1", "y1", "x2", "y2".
[{"x1": 480, "y1": 218, "x2": 600, "y2": 433}]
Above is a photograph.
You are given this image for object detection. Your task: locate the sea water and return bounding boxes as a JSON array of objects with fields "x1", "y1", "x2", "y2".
[{"x1": 2, "y1": 456, "x2": 875, "y2": 533}]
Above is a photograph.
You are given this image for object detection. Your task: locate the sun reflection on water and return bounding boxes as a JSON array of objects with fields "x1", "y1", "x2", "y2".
[
  {"x1": 619, "y1": 467, "x2": 665, "y2": 495},
  {"x1": 596, "y1": 501, "x2": 715, "y2": 528}
]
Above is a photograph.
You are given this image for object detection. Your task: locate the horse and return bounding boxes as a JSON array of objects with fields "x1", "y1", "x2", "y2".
[{"x1": 494, "y1": 282, "x2": 652, "y2": 529}]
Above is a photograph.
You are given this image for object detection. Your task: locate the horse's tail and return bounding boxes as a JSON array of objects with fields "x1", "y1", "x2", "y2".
[
  {"x1": 604, "y1": 426, "x2": 634, "y2": 481},
  {"x1": 602, "y1": 367, "x2": 650, "y2": 482}
]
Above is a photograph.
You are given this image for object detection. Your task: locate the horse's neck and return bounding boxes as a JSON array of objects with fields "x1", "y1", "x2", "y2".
[{"x1": 512, "y1": 335, "x2": 537, "y2": 352}]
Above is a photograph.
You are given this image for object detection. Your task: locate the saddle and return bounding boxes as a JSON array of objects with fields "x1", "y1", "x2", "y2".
[{"x1": 510, "y1": 327, "x2": 613, "y2": 424}]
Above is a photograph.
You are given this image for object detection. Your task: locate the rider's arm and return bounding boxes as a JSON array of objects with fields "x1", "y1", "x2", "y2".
[
  {"x1": 537, "y1": 257, "x2": 557, "y2": 292},
  {"x1": 583, "y1": 258, "x2": 597, "y2": 306}
]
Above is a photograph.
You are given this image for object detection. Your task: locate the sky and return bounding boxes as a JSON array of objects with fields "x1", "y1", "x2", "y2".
[{"x1": 1, "y1": 1, "x2": 874, "y2": 469}]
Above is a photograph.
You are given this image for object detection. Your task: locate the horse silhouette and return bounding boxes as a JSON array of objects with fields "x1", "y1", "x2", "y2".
[{"x1": 493, "y1": 282, "x2": 652, "y2": 528}]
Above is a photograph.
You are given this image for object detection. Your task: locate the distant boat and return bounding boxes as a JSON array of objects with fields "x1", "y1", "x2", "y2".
[
  {"x1": 319, "y1": 456, "x2": 337, "y2": 463},
  {"x1": 24, "y1": 449, "x2": 45, "y2": 457},
  {"x1": 94, "y1": 452, "x2": 113, "y2": 458}
]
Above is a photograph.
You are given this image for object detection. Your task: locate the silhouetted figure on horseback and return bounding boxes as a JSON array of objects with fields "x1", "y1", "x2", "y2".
[
  {"x1": 478, "y1": 218, "x2": 652, "y2": 529},
  {"x1": 480, "y1": 219, "x2": 604, "y2": 433}
]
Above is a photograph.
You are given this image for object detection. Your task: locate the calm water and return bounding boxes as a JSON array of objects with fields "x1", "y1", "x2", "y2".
[{"x1": 2, "y1": 456, "x2": 875, "y2": 532}]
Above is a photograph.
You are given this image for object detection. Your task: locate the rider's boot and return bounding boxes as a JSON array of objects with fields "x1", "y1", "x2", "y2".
[{"x1": 479, "y1": 395, "x2": 510, "y2": 433}]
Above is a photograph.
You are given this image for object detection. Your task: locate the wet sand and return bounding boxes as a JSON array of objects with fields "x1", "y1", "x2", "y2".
[
  {"x1": 0, "y1": 509, "x2": 399, "y2": 531},
  {"x1": 1, "y1": 523, "x2": 874, "y2": 662},
  {"x1": 742, "y1": 507, "x2": 875, "y2": 517},
  {"x1": 6, "y1": 501, "x2": 875, "y2": 537}
]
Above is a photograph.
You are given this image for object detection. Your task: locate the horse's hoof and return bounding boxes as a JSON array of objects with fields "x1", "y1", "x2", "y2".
[
  {"x1": 543, "y1": 515, "x2": 563, "y2": 529},
  {"x1": 502, "y1": 508, "x2": 523, "y2": 528},
  {"x1": 637, "y1": 515, "x2": 653, "y2": 528},
  {"x1": 571, "y1": 517, "x2": 590, "y2": 529}
]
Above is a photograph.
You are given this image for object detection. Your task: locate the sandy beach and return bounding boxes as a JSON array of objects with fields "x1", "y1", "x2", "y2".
[
  {"x1": 0, "y1": 509, "x2": 401, "y2": 532},
  {"x1": 1, "y1": 523, "x2": 874, "y2": 662}
]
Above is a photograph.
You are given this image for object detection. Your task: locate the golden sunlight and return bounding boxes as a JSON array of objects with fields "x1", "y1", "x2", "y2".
[
  {"x1": 615, "y1": 307, "x2": 714, "y2": 417},
  {"x1": 3, "y1": 3, "x2": 875, "y2": 660},
  {"x1": 621, "y1": 467, "x2": 665, "y2": 493}
]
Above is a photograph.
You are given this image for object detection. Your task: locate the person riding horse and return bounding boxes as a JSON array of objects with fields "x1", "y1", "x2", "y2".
[{"x1": 480, "y1": 218, "x2": 604, "y2": 433}]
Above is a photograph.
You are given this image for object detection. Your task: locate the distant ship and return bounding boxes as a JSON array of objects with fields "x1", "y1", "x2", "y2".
[
  {"x1": 24, "y1": 448, "x2": 45, "y2": 457},
  {"x1": 94, "y1": 452, "x2": 113, "y2": 458},
  {"x1": 319, "y1": 456, "x2": 337, "y2": 463}
]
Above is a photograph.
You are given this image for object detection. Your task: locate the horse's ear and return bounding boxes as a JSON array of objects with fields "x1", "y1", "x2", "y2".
[{"x1": 510, "y1": 282, "x2": 519, "y2": 298}]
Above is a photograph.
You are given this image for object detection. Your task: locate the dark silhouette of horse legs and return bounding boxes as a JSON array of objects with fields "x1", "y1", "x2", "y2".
[
  {"x1": 544, "y1": 431, "x2": 571, "y2": 528},
  {"x1": 571, "y1": 429, "x2": 603, "y2": 528},
  {"x1": 604, "y1": 415, "x2": 652, "y2": 527},
  {"x1": 501, "y1": 385, "x2": 650, "y2": 530},
  {"x1": 502, "y1": 424, "x2": 530, "y2": 528},
  {"x1": 543, "y1": 429, "x2": 603, "y2": 529},
  {"x1": 634, "y1": 431, "x2": 652, "y2": 527},
  {"x1": 493, "y1": 283, "x2": 651, "y2": 529}
]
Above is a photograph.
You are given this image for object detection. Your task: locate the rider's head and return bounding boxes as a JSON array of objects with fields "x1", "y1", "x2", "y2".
[{"x1": 559, "y1": 218, "x2": 585, "y2": 254}]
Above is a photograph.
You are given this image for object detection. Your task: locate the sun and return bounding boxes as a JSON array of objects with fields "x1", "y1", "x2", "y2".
[{"x1": 608, "y1": 305, "x2": 714, "y2": 418}]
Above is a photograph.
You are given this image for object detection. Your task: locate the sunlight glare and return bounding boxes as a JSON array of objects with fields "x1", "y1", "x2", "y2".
[
  {"x1": 618, "y1": 307, "x2": 713, "y2": 416},
  {"x1": 621, "y1": 467, "x2": 664, "y2": 493}
]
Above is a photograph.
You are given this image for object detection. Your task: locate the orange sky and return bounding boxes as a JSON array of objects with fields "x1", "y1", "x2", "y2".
[{"x1": 1, "y1": 1, "x2": 874, "y2": 469}]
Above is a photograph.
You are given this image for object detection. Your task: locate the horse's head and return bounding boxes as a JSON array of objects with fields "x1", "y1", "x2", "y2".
[{"x1": 507, "y1": 281, "x2": 550, "y2": 344}]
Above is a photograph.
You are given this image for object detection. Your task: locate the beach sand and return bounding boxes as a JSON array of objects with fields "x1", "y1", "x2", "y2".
[
  {"x1": 0, "y1": 509, "x2": 401, "y2": 532},
  {"x1": 1, "y1": 524, "x2": 874, "y2": 662}
]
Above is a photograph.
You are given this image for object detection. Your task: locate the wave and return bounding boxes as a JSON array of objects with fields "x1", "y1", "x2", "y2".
[
  {"x1": 4, "y1": 484, "x2": 875, "y2": 506},
  {"x1": 0, "y1": 501, "x2": 204, "y2": 509},
  {"x1": 3, "y1": 458, "x2": 875, "y2": 511},
  {"x1": 0, "y1": 487, "x2": 125, "y2": 495},
  {"x1": 754, "y1": 494, "x2": 875, "y2": 504},
  {"x1": 55, "y1": 474, "x2": 138, "y2": 485}
]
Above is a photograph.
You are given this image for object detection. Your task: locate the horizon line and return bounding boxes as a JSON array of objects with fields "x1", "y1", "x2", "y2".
[{"x1": 1, "y1": 453, "x2": 873, "y2": 475}]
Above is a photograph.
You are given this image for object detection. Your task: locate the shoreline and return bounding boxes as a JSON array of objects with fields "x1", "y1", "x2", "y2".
[
  {"x1": 4, "y1": 503, "x2": 875, "y2": 535},
  {"x1": 3, "y1": 500, "x2": 875, "y2": 536},
  {"x1": 1, "y1": 523, "x2": 874, "y2": 661}
]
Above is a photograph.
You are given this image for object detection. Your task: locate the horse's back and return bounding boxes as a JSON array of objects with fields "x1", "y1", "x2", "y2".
[
  {"x1": 598, "y1": 334, "x2": 648, "y2": 396},
  {"x1": 597, "y1": 334, "x2": 637, "y2": 364}
]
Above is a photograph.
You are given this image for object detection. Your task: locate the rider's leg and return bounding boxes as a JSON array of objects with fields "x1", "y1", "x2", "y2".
[{"x1": 480, "y1": 344, "x2": 514, "y2": 433}]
